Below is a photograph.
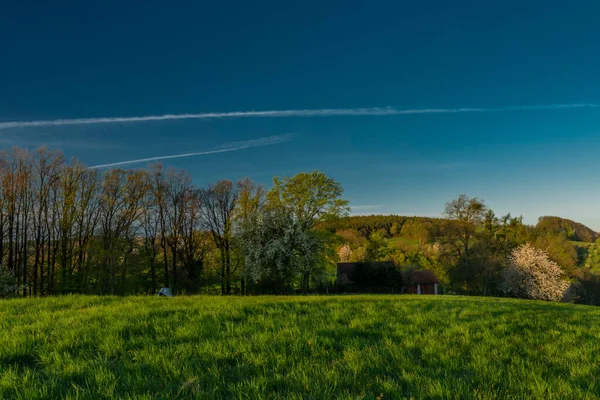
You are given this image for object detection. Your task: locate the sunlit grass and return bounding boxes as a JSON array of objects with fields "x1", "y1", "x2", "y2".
[{"x1": 1, "y1": 295, "x2": 600, "y2": 399}]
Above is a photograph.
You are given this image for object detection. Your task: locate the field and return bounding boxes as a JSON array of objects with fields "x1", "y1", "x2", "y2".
[{"x1": 1, "y1": 296, "x2": 600, "y2": 399}]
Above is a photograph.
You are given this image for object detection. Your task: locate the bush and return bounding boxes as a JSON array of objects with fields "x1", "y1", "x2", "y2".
[
  {"x1": 565, "y1": 269, "x2": 600, "y2": 306},
  {"x1": 501, "y1": 244, "x2": 569, "y2": 302}
]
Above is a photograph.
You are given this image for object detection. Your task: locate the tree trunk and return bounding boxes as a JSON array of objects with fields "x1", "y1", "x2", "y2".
[
  {"x1": 225, "y1": 243, "x2": 231, "y2": 295},
  {"x1": 162, "y1": 237, "x2": 169, "y2": 288},
  {"x1": 220, "y1": 248, "x2": 226, "y2": 295},
  {"x1": 171, "y1": 244, "x2": 177, "y2": 295}
]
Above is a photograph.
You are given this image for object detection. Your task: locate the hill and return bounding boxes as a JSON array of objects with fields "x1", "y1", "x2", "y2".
[
  {"x1": 320, "y1": 215, "x2": 439, "y2": 237},
  {"x1": 1, "y1": 295, "x2": 600, "y2": 399},
  {"x1": 537, "y1": 216, "x2": 599, "y2": 243}
]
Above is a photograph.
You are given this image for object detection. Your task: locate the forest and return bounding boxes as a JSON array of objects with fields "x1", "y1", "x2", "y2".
[{"x1": 0, "y1": 146, "x2": 599, "y2": 305}]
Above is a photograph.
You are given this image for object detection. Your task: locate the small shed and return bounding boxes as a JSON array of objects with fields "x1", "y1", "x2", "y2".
[{"x1": 405, "y1": 270, "x2": 440, "y2": 295}]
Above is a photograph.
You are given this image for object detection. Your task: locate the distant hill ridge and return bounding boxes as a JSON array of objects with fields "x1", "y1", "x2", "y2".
[
  {"x1": 322, "y1": 214, "x2": 599, "y2": 243},
  {"x1": 536, "y1": 216, "x2": 599, "y2": 243},
  {"x1": 320, "y1": 215, "x2": 440, "y2": 237}
]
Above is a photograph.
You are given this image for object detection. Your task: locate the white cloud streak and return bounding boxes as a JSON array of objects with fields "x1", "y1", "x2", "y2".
[
  {"x1": 89, "y1": 134, "x2": 295, "y2": 169},
  {"x1": 0, "y1": 104, "x2": 597, "y2": 130}
]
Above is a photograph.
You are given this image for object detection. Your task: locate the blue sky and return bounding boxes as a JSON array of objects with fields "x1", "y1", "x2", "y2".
[{"x1": 1, "y1": 1, "x2": 600, "y2": 229}]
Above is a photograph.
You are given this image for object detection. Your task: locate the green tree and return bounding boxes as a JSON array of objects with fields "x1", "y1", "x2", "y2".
[
  {"x1": 363, "y1": 232, "x2": 389, "y2": 262},
  {"x1": 533, "y1": 234, "x2": 577, "y2": 276},
  {"x1": 237, "y1": 207, "x2": 334, "y2": 293},
  {"x1": 441, "y1": 195, "x2": 488, "y2": 263},
  {"x1": 434, "y1": 195, "x2": 515, "y2": 295},
  {"x1": 266, "y1": 171, "x2": 348, "y2": 291},
  {"x1": 401, "y1": 219, "x2": 431, "y2": 244},
  {"x1": 267, "y1": 170, "x2": 349, "y2": 229}
]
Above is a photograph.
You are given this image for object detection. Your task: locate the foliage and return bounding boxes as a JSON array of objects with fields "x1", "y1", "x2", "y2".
[
  {"x1": 440, "y1": 194, "x2": 488, "y2": 262},
  {"x1": 536, "y1": 216, "x2": 599, "y2": 243},
  {"x1": 501, "y1": 244, "x2": 570, "y2": 301},
  {"x1": 320, "y1": 215, "x2": 438, "y2": 238},
  {"x1": 566, "y1": 269, "x2": 600, "y2": 306},
  {"x1": 575, "y1": 241, "x2": 600, "y2": 272},
  {"x1": 363, "y1": 232, "x2": 390, "y2": 262},
  {"x1": 2, "y1": 295, "x2": 600, "y2": 399},
  {"x1": 263, "y1": 170, "x2": 347, "y2": 291},
  {"x1": 0, "y1": 145, "x2": 596, "y2": 300},
  {"x1": 533, "y1": 234, "x2": 578, "y2": 276},
  {"x1": 267, "y1": 170, "x2": 349, "y2": 227},
  {"x1": 335, "y1": 228, "x2": 366, "y2": 248},
  {"x1": 400, "y1": 218, "x2": 431, "y2": 244},
  {"x1": 237, "y1": 207, "x2": 336, "y2": 293},
  {"x1": 0, "y1": 269, "x2": 20, "y2": 298}
]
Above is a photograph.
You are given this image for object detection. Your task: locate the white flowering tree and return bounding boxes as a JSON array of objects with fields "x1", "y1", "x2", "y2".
[
  {"x1": 501, "y1": 243, "x2": 569, "y2": 301},
  {"x1": 237, "y1": 207, "x2": 334, "y2": 293}
]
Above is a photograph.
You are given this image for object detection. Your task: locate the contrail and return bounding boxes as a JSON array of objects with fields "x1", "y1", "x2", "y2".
[
  {"x1": 89, "y1": 134, "x2": 295, "y2": 169},
  {"x1": 0, "y1": 103, "x2": 597, "y2": 130}
]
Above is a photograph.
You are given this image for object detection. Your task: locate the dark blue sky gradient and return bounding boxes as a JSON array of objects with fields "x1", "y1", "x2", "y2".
[{"x1": 1, "y1": 1, "x2": 600, "y2": 228}]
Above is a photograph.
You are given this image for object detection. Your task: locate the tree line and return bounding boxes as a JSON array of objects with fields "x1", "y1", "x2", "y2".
[
  {"x1": 332, "y1": 194, "x2": 600, "y2": 304},
  {"x1": 0, "y1": 147, "x2": 348, "y2": 297},
  {"x1": 1, "y1": 145, "x2": 599, "y2": 304}
]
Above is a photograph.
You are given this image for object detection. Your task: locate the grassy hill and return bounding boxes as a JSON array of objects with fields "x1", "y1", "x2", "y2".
[{"x1": 1, "y1": 295, "x2": 600, "y2": 399}]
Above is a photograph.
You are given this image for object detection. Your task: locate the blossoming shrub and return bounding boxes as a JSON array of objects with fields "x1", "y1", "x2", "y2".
[{"x1": 501, "y1": 243, "x2": 569, "y2": 302}]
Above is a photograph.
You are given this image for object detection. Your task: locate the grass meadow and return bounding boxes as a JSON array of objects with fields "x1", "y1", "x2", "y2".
[{"x1": 1, "y1": 295, "x2": 600, "y2": 399}]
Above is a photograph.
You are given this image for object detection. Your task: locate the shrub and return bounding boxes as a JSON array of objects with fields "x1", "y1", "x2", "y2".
[
  {"x1": 565, "y1": 269, "x2": 600, "y2": 306},
  {"x1": 501, "y1": 244, "x2": 569, "y2": 302}
]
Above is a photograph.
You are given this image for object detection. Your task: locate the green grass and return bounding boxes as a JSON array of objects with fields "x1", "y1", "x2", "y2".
[{"x1": 1, "y1": 295, "x2": 600, "y2": 399}]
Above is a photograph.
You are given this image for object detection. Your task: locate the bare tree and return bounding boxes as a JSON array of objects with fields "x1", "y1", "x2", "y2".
[
  {"x1": 97, "y1": 169, "x2": 147, "y2": 294},
  {"x1": 31, "y1": 147, "x2": 64, "y2": 295},
  {"x1": 180, "y1": 189, "x2": 209, "y2": 293},
  {"x1": 198, "y1": 180, "x2": 238, "y2": 295},
  {"x1": 163, "y1": 167, "x2": 193, "y2": 294},
  {"x1": 141, "y1": 171, "x2": 160, "y2": 294},
  {"x1": 149, "y1": 164, "x2": 170, "y2": 289},
  {"x1": 71, "y1": 163, "x2": 100, "y2": 291}
]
